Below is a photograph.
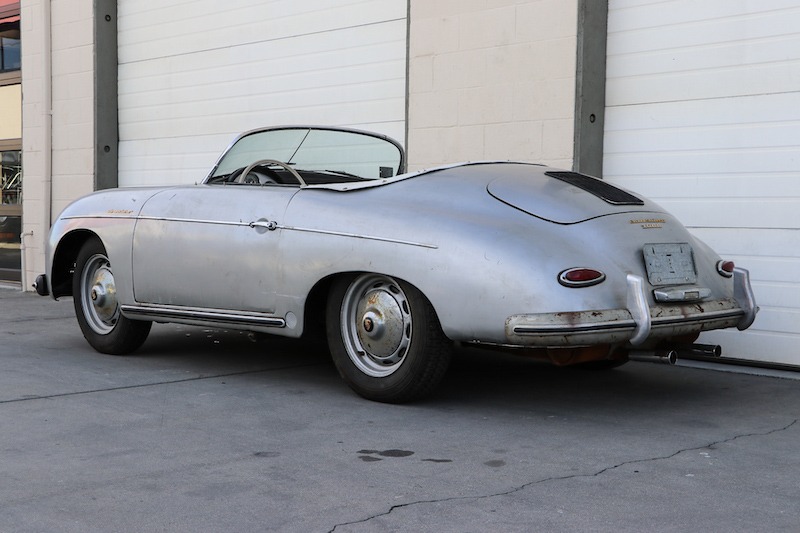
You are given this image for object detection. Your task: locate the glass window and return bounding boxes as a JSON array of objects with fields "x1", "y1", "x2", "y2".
[
  {"x1": 0, "y1": 22, "x2": 20, "y2": 72},
  {"x1": 210, "y1": 127, "x2": 404, "y2": 181},
  {"x1": 1, "y1": 149, "x2": 21, "y2": 205},
  {"x1": 0, "y1": 149, "x2": 21, "y2": 282}
]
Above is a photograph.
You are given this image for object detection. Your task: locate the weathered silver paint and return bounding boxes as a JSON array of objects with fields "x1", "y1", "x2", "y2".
[{"x1": 42, "y1": 127, "x2": 757, "y2": 352}]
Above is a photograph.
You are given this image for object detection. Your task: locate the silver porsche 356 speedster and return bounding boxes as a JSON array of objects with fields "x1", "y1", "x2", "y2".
[{"x1": 35, "y1": 126, "x2": 757, "y2": 402}]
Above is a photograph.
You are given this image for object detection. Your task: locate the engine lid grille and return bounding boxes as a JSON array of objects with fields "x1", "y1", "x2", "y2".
[{"x1": 545, "y1": 171, "x2": 644, "y2": 206}]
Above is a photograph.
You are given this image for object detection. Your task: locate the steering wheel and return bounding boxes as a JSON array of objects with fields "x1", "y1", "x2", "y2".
[
  {"x1": 242, "y1": 172, "x2": 276, "y2": 185},
  {"x1": 236, "y1": 159, "x2": 307, "y2": 187}
]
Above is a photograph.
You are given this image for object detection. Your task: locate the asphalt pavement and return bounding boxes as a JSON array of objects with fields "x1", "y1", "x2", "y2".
[{"x1": 1, "y1": 288, "x2": 799, "y2": 532}]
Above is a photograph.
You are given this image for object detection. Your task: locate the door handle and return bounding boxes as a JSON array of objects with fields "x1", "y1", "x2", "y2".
[{"x1": 249, "y1": 219, "x2": 278, "y2": 232}]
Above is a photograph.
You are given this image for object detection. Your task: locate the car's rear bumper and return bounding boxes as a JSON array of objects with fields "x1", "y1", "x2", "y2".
[{"x1": 505, "y1": 268, "x2": 757, "y2": 348}]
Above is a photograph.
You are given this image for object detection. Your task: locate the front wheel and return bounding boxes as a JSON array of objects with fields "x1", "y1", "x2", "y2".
[
  {"x1": 72, "y1": 238, "x2": 151, "y2": 354},
  {"x1": 326, "y1": 274, "x2": 452, "y2": 403}
]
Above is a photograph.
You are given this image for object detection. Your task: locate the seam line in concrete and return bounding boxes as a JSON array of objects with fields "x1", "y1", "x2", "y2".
[
  {"x1": 327, "y1": 418, "x2": 798, "y2": 532},
  {"x1": 0, "y1": 362, "x2": 323, "y2": 405}
]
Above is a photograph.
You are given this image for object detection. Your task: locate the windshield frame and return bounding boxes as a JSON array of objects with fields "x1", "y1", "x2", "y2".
[{"x1": 204, "y1": 125, "x2": 406, "y2": 186}]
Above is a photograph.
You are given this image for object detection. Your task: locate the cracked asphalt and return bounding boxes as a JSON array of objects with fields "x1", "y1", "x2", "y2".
[{"x1": 2, "y1": 289, "x2": 799, "y2": 532}]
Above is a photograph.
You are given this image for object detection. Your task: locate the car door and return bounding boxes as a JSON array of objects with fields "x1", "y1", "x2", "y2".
[{"x1": 131, "y1": 185, "x2": 298, "y2": 314}]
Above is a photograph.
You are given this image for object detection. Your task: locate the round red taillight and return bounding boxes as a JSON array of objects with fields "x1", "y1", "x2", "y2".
[
  {"x1": 558, "y1": 267, "x2": 606, "y2": 287},
  {"x1": 717, "y1": 260, "x2": 735, "y2": 278}
]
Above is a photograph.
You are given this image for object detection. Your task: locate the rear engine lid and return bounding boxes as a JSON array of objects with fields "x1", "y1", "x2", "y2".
[{"x1": 488, "y1": 168, "x2": 654, "y2": 224}]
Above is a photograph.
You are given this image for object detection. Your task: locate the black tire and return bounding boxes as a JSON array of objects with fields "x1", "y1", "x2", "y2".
[
  {"x1": 72, "y1": 238, "x2": 151, "y2": 354},
  {"x1": 326, "y1": 273, "x2": 452, "y2": 403}
]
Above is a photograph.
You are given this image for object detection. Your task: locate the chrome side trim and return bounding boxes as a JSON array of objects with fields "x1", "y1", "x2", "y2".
[
  {"x1": 511, "y1": 307, "x2": 745, "y2": 336},
  {"x1": 278, "y1": 224, "x2": 438, "y2": 249},
  {"x1": 507, "y1": 297, "x2": 745, "y2": 348},
  {"x1": 136, "y1": 215, "x2": 250, "y2": 227},
  {"x1": 650, "y1": 308, "x2": 744, "y2": 326},
  {"x1": 62, "y1": 215, "x2": 437, "y2": 249},
  {"x1": 63, "y1": 214, "x2": 138, "y2": 221},
  {"x1": 513, "y1": 320, "x2": 635, "y2": 335},
  {"x1": 120, "y1": 304, "x2": 286, "y2": 328},
  {"x1": 63, "y1": 214, "x2": 249, "y2": 227}
]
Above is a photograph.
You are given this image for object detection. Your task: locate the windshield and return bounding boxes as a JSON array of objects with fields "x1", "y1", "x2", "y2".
[{"x1": 207, "y1": 127, "x2": 404, "y2": 183}]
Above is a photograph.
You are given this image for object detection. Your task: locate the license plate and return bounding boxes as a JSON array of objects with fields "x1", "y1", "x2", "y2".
[{"x1": 643, "y1": 243, "x2": 697, "y2": 285}]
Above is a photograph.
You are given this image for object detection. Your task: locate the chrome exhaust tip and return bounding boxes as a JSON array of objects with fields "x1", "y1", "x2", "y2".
[
  {"x1": 629, "y1": 349, "x2": 678, "y2": 365},
  {"x1": 677, "y1": 344, "x2": 722, "y2": 358}
]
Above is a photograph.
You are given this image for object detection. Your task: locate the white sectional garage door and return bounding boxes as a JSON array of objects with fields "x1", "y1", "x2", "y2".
[
  {"x1": 604, "y1": 1, "x2": 800, "y2": 365},
  {"x1": 117, "y1": 0, "x2": 407, "y2": 187}
]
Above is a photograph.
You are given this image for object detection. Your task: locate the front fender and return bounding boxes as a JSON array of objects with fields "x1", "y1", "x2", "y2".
[{"x1": 46, "y1": 188, "x2": 163, "y2": 301}]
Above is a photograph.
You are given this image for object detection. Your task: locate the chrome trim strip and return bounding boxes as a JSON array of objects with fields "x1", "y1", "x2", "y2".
[
  {"x1": 63, "y1": 214, "x2": 138, "y2": 221},
  {"x1": 278, "y1": 224, "x2": 438, "y2": 249},
  {"x1": 650, "y1": 308, "x2": 743, "y2": 327},
  {"x1": 512, "y1": 307, "x2": 744, "y2": 336},
  {"x1": 121, "y1": 304, "x2": 286, "y2": 327},
  {"x1": 513, "y1": 321, "x2": 635, "y2": 335},
  {"x1": 62, "y1": 215, "x2": 437, "y2": 248},
  {"x1": 136, "y1": 215, "x2": 249, "y2": 227},
  {"x1": 63, "y1": 214, "x2": 247, "y2": 227}
]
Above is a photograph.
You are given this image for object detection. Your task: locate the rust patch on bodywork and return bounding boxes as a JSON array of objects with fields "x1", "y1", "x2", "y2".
[
  {"x1": 545, "y1": 345, "x2": 624, "y2": 366},
  {"x1": 477, "y1": 344, "x2": 626, "y2": 366}
]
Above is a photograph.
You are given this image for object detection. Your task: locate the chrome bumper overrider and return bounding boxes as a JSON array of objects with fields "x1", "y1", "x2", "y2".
[{"x1": 506, "y1": 268, "x2": 757, "y2": 347}]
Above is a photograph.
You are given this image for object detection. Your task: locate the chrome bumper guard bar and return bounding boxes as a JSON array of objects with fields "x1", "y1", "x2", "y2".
[{"x1": 733, "y1": 267, "x2": 758, "y2": 330}]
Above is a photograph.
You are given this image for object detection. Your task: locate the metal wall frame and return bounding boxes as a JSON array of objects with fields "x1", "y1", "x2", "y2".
[
  {"x1": 573, "y1": 0, "x2": 608, "y2": 178},
  {"x1": 94, "y1": 0, "x2": 118, "y2": 190}
]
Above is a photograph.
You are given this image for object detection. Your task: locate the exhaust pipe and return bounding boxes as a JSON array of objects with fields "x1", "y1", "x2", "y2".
[
  {"x1": 629, "y1": 349, "x2": 678, "y2": 365},
  {"x1": 676, "y1": 344, "x2": 722, "y2": 358}
]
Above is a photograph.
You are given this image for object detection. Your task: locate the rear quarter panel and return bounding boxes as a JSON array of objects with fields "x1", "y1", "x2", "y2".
[{"x1": 278, "y1": 171, "x2": 732, "y2": 344}]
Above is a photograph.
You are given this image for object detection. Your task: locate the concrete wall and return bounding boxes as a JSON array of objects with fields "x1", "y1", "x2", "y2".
[
  {"x1": 20, "y1": 0, "x2": 95, "y2": 286},
  {"x1": 50, "y1": 0, "x2": 95, "y2": 209},
  {"x1": 406, "y1": 0, "x2": 579, "y2": 171}
]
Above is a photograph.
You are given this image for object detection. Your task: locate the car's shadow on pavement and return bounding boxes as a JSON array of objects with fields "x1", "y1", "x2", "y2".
[
  {"x1": 127, "y1": 323, "x2": 743, "y2": 420},
  {"x1": 443, "y1": 347, "x2": 697, "y2": 399}
]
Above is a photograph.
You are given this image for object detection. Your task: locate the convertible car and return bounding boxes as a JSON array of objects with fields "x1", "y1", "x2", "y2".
[{"x1": 35, "y1": 126, "x2": 757, "y2": 402}]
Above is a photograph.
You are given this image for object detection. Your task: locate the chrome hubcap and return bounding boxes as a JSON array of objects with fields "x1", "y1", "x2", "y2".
[
  {"x1": 81, "y1": 254, "x2": 119, "y2": 335},
  {"x1": 341, "y1": 275, "x2": 412, "y2": 377}
]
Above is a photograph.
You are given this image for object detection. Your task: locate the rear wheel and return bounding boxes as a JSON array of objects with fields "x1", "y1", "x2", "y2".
[
  {"x1": 73, "y1": 238, "x2": 151, "y2": 354},
  {"x1": 326, "y1": 274, "x2": 451, "y2": 403}
]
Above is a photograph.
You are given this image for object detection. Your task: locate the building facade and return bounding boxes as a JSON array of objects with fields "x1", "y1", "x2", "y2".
[
  {"x1": 17, "y1": 0, "x2": 800, "y2": 365},
  {"x1": 0, "y1": 0, "x2": 21, "y2": 282}
]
